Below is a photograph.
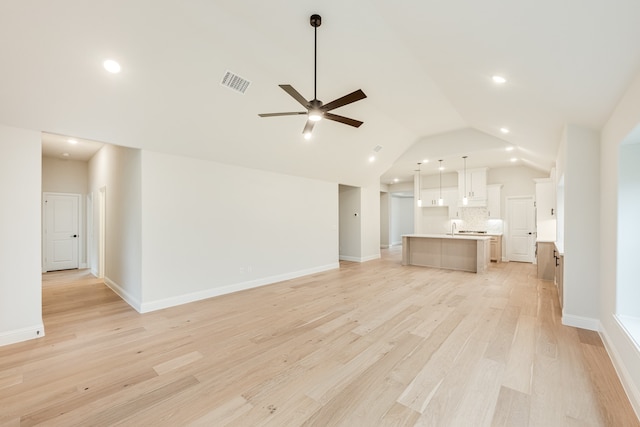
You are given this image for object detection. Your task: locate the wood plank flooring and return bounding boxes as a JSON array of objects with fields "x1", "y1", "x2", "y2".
[{"x1": 1, "y1": 247, "x2": 638, "y2": 426}]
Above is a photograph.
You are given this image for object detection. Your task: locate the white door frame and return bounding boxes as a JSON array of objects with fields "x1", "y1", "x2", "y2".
[
  {"x1": 505, "y1": 195, "x2": 536, "y2": 263},
  {"x1": 42, "y1": 192, "x2": 82, "y2": 272},
  {"x1": 98, "y1": 186, "x2": 106, "y2": 279},
  {"x1": 86, "y1": 193, "x2": 93, "y2": 274}
]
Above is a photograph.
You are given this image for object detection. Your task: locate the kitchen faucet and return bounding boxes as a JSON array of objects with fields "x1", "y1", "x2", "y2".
[{"x1": 451, "y1": 221, "x2": 457, "y2": 235}]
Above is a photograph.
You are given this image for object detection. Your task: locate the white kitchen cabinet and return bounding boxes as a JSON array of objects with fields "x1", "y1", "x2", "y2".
[
  {"x1": 458, "y1": 168, "x2": 487, "y2": 206},
  {"x1": 487, "y1": 184, "x2": 502, "y2": 219},
  {"x1": 419, "y1": 186, "x2": 458, "y2": 208},
  {"x1": 535, "y1": 178, "x2": 556, "y2": 221},
  {"x1": 444, "y1": 187, "x2": 460, "y2": 218},
  {"x1": 419, "y1": 188, "x2": 442, "y2": 206}
]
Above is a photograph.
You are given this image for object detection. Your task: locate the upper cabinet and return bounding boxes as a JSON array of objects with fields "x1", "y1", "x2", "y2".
[
  {"x1": 535, "y1": 178, "x2": 557, "y2": 241},
  {"x1": 458, "y1": 167, "x2": 488, "y2": 206},
  {"x1": 487, "y1": 184, "x2": 502, "y2": 219},
  {"x1": 535, "y1": 178, "x2": 556, "y2": 221},
  {"x1": 419, "y1": 188, "x2": 443, "y2": 206},
  {"x1": 444, "y1": 187, "x2": 461, "y2": 218},
  {"x1": 419, "y1": 187, "x2": 457, "y2": 208}
]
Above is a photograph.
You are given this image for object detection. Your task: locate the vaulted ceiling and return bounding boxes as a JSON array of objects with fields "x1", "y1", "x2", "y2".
[{"x1": 2, "y1": 1, "x2": 639, "y2": 186}]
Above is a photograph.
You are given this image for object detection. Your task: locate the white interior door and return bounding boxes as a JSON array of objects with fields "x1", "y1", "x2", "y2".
[
  {"x1": 44, "y1": 193, "x2": 80, "y2": 271},
  {"x1": 507, "y1": 196, "x2": 535, "y2": 262}
]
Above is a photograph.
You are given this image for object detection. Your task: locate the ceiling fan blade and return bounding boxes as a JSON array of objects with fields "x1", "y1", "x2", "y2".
[
  {"x1": 323, "y1": 112, "x2": 363, "y2": 128},
  {"x1": 279, "y1": 85, "x2": 310, "y2": 108},
  {"x1": 258, "y1": 112, "x2": 307, "y2": 117},
  {"x1": 302, "y1": 120, "x2": 315, "y2": 134},
  {"x1": 321, "y1": 89, "x2": 367, "y2": 112}
]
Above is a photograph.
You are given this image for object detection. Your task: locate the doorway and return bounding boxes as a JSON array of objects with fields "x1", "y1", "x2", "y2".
[
  {"x1": 43, "y1": 192, "x2": 80, "y2": 272},
  {"x1": 506, "y1": 195, "x2": 535, "y2": 262}
]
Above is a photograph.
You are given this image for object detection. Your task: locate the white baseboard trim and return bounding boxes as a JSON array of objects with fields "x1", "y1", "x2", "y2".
[
  {"x1": 361, "y1": 254, "x2": 381, "y2": 262},
  {"x1": 339, "y1": 254, "x2": 381, "y2": 263},
  {"x1": 80, "y1": 262, "x2": 87, "y2": 269},
  {"x1": 600, "y1": 318, "x2": 640, "y2": 420},
  {"x1": 139, "y1": 262, "x2": 339, "y2": 314},
  {"x1": 562, "y1": 313, "x2": 599, "y2": 331},
  {"x1": 380, "y1": 245, "x2": 390, "y2": 249},
  {"x1": 104, "y1": 276, "x2": 142, "y2": 313},
  {"x1": 0, "y1": 324, "x2": 45, "y2": 347}
]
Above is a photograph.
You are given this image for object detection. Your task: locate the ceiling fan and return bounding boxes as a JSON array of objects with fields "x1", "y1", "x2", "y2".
[{"x1": 259, "y1": 14, "x2": 367, "y2": 139}]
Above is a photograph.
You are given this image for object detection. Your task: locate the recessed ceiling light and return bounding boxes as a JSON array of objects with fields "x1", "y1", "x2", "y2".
[
  {"x1": 439, "y1": 165, "x2": 445, "y2": 171},
  {"x1": 67, "y1": 139, "x2": 78, "y2": 145},
  {"x1": 369, "y1": 155, "x2": 376, "y2": 163},
  {"x1": 492, "y1": 75, "x2": 507, "y2": 84},
  {"x1": 103, "y1": 59, "x2": 121, "y2": 74},
  {"x1": 62, "y1": 152, "x2": 70, "y2": 157},
  {"x1": 505, "y1": 146, "x2": 515, "y2": 152},
  {"x1": 393, "y1": 178, "x2": 399, "y2": 182},
  {"x1": 303, "y1": 132, "x2": 312, "y2": 140},
  {"x1": 422, "y1": 159, "x2": 429, "y2": 163},
  {"x1": 510, "y1": 157, "x2": 518, "y2": 162},
  {"x1": 500, "y1": 127, "x2": 510, "y2": 134}
]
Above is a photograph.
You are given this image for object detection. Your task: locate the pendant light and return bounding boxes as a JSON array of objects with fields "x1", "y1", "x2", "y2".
[
  {"x1": 438, "y1": 160, "x2": 444, "y2": 206},
  {"x1": 416, "y1": 162, "x2": 422, "y2": 207},
  {"x1": 462, "y1": 156, "x2": 469, "y2": 205}
]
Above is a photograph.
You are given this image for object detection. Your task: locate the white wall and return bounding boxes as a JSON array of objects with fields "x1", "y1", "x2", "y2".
[
  {"x1": 360, "y1": 183, "x2": 381, "y2": 262},
  {"x1": 42, "y1": 157, "x2": 88, "y2": 194},
  {"x1": 488, "y1": 165, "x2": 547, "y2": 208},
  {"x1": 140, "y1": 150, "x2": 339, "y2": 311},
  {"x1": 562, "y1": 125, "x2": 600, "y2": 329},
  {"x1": 380, "y1": 191, "x2": 390, "y2": 248},
  {"x1": 339, "y1": 184, "x2": 362, "y2": 261},
  {"x1": 391, "y1": 196, "x2": 414, "y2": 244},
  {"x1": 0, "y1": 124, "x2": 44, "y2": 346},
  {"x1": 88, "y1": 144, "x2": 142, "y2": 309},
  {"x1": 600, "y1": 71, "x2": 640, "y2": 415}
]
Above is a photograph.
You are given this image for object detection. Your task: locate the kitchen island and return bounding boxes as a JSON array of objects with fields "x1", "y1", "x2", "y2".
[{"x1": 402, "y1": 234, "x2": 491, "y2": 273}]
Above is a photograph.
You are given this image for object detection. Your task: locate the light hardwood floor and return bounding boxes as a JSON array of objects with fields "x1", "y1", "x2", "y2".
[{"x1": 1, "y1": 247, "x2": 638, "y2": 426}]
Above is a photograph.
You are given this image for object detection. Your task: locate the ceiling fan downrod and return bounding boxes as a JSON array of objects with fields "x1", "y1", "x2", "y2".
[{"x1": 310, "y1": 14, "x2": 321, "y2": 102}]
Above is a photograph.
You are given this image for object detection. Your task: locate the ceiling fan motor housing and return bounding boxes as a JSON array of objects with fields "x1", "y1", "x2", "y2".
[{"x1": 310, "y1": 14, "x2": 321, "y2": 27}]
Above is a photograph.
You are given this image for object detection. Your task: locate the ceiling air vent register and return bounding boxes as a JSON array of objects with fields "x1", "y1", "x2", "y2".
[{"x1": 221, "y1": 70, "x2": 251, "y2": 94}]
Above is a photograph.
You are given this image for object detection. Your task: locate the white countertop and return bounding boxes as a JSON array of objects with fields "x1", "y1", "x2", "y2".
[
  {"x1": 458, "y1": 232, "x2": 503, "y2": 236},
  {"x1": 403, "y1": 233, "x2": 492, "y2": 241}
]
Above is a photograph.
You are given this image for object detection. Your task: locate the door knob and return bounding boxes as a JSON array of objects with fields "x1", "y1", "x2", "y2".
[{"x1": 71, "y1": 234, "x2": 77, "y2": 238}]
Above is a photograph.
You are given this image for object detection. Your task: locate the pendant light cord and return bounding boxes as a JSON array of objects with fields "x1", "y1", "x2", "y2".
[{"x1": 314, "y1": 25, "x2": 317, "y2": 100}]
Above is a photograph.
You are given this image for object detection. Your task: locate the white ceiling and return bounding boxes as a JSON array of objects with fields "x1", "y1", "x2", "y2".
[
  {"x1": 2, "y1": 1, "x2": 640, "y2": 186},
  {"x1": 41, "y1": 132, "x2": 104, "y2": 161}
]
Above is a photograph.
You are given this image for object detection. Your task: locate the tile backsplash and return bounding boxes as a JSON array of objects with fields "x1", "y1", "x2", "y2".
[
  {"x1": 460, "y1": 207, "x2": 488, "y2": 230},
  {"x1": 454, "y1": 207, "x2": 504, "y2": 234},
  {"x1": 419, "y1": 206, "x2": 504, "y2": 235}
]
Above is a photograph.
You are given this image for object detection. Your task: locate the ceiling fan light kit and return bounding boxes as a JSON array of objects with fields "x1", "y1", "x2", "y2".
[{"x1": 259, "y1": 14, "x2": 366, "y2": 138}]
